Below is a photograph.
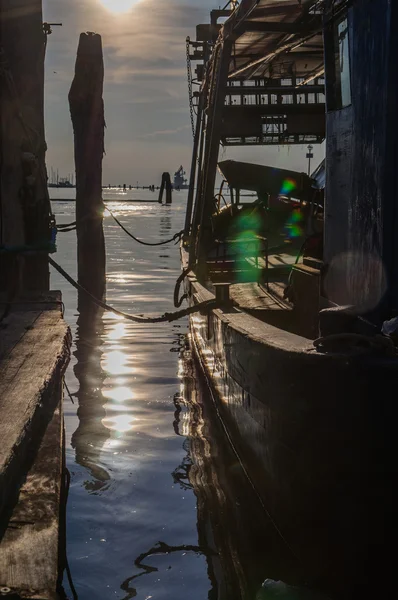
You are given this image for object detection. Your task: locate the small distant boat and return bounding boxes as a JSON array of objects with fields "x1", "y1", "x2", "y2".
[
  {"x1": 48, "y1": 178, "x2": 75, "y2": 189},
  {"x1": 173, "y1": 166, "x2": 189, "y2": 190}
]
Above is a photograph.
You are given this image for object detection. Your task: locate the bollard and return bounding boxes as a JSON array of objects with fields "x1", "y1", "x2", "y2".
[{"x1": 214, "y1": 283, "x2": 231, "y2": 305}]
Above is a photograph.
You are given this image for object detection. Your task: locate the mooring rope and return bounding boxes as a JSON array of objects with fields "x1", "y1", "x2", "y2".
[
  {"x1": 104, "y1": 205, "x2": 184, "y2": 246},
  {"x1": 174, "y1": 267, "x2": 191, "y2": 308},
  {"x1": 63, "y1": 468, "x2": 79, "y2": 600},
  {"x1": 57, "y1": 221, "x2": 76, "y2": 230},
  {"x1": 49, "y1": 257, "x2": 219, "y2": 323},
  {"x1": 57, "y1": 226, "x2": 77, "y2": 233},
  {"x1": 54, "y1": 209, "x2": 184, "y2": 244}
]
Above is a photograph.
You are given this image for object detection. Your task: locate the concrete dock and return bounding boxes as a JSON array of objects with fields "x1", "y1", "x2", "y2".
[{"x1": 0, "y1": 292, "x2": 70, "y2": 599}]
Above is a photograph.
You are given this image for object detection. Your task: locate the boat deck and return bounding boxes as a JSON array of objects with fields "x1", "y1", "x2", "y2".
[
  {"x1": 229, "y1": 281, "x2": 291, "y2": 311},
  {"x1": 207, "y1": 244, "x2": 296, "y2": 314},
  {"x1": 208, "y1": 244, "x2": 299, "y2": 283}
]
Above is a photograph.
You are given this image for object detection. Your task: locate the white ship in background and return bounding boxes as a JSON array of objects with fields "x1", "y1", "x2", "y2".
[{"x1": 173, "y1": 166, "x2": 189, "y2": 190}]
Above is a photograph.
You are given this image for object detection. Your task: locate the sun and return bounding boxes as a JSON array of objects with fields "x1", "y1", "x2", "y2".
[{"x1": 98, "y1": 0, "x2": 140, "y2": 14}]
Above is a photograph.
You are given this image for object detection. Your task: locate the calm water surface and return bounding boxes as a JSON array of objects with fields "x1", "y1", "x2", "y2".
[{"x1": 50, "y1": 188, "x2": 300, "y2": 600}]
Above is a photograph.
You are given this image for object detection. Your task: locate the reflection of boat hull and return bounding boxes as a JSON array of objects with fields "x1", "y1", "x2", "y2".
[
  {"x1": 182, "y1": 245, "x2": 395, "y2": 598},
  {"x1": 181, "y1": 347, "x2": 305, "y2": 599}
]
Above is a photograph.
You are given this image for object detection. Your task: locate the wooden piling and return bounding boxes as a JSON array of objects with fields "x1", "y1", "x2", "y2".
[
  {"x1": 0, "y1": 0, "x2": 52, "y2": 293},
  {"x1": 158, "y1": 179, "x2": 164, "y2": 203},
  {"x1": 0, "y1": 4, "x2": 71, "y2": 595},
  {"x1": 158, "y1": 172, "x2": 173, "y2": 204},
  {"x1": 69, "y1": 32, "x2": 106, "y2": 305},
  {"x1": 165, "y1": 173, "x2": 172, "y2": 204}
]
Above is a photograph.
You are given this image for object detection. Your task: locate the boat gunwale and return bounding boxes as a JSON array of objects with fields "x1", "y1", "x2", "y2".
[
  {"x1": 182, "y1": 245, "x2": 398, "y2": 371},
  {"x1": 181, "y1": 245, "x2": 320, "y2": 356}
]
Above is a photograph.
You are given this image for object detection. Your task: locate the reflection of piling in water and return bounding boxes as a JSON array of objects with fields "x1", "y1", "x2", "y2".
[
  {"x1": 158, "y1": 172, "x2": 172, "y2": 204},
  {"x1": 72, "y1": 302, "x2": 110, "y2": 492},
  {"x1": 69, "y1": 32, "x2": 106, "y2": 308},
  {"x1": 160, "y1": 210, "x2": 172, "y2": 234}
]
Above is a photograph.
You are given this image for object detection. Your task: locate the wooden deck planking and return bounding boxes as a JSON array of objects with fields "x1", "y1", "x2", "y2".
[
  {"x1": 0, "y1": 405, "x2": 63, "y2": 600},
  {"x1": 230, "y1": 282, "x2": 291, "y2": 311},
  {"x1": 246, "y1": 253, "x2": 298, "y2": 269}
]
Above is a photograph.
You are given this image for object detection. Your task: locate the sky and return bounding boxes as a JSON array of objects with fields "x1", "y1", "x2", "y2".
[{"x1": 43, "y1": 0, "x2": 325, "y2": 185}]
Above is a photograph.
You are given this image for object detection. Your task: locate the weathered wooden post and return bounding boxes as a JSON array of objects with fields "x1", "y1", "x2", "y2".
[
  {"x1": 69, "y1": 32, "x2": 106, "y2": 306},
  {"x1": 165, "y1": 172, "x2": 172, "y2": 204},
  {"x1": 158, "y1": 177, "x2": 164, "y2": 204},
  {"x1": 158, "y1": 172, "x2": 172, "y2": 204},
  {"x1": 0, "y1": 0, "x2": 52, "y2": 293}
]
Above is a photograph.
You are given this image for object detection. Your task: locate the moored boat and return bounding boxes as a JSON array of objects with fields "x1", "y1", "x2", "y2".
[
  {"x1": 173, "y1": 165, "x2": 189, "y2": 190},
  {"x1": 181, "y1": 1, "x2": 398, "y2": 597}
]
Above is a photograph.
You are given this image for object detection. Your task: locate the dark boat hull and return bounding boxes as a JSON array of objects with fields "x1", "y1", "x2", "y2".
[{"x1": 182, "y1": 248, "x2": 396, "y2": 598}]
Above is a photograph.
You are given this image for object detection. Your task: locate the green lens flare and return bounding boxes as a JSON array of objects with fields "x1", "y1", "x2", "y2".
[
  {"x1": 280, "y1": 178, "x2": 297, "y2": 195},
  {"x1": 228, "y1": 210, "x2": 263, "y2": 283},
  {"x1": 284, "y1": 208, "x2": 304, "y2": 239}
]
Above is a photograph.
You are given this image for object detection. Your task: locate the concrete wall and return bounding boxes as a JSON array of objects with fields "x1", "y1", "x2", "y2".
[{"x1": 324, "y1": 0, "x2": 398, "y2": 318}]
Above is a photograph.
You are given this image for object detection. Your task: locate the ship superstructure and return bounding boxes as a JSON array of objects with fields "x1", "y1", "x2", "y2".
[{"x1": 173, "y1": 166, "x2": 188, "y2": 189}]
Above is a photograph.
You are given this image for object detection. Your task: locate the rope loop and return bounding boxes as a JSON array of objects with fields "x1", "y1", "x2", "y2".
[
  {"x1": 105, "y1": 205, "x2": 184, "y2": 247},
  {"x1": 49, "y1": 257, "x2": 219, "y2": 324}
]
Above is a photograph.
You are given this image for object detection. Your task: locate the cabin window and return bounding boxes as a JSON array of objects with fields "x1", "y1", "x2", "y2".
[
  {"x1": 326, "y1": 16, "x2": 352, "y2": 110},
  {"x1": 336, "y1": 18, "x2": 351, "y2": 107}
]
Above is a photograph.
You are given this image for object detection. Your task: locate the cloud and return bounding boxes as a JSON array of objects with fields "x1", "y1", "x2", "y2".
[
  {"x1": 42, "y1": 0, "x2": 325, "y2": 183},
  {"x1": 43, "y1": 0, "x2": 216, "y2": 180}
]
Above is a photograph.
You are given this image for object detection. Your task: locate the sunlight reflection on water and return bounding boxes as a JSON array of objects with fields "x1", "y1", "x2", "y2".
[
  {"x1": 49, "y1": 189, "x2": 360, "y2": 600},
  {"x1": 50, "y1": 191, "x2": 216, "y2": 599}
]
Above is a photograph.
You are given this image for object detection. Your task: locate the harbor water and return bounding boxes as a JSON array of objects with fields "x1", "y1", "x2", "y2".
[{"x1": 50, "y1": 189, "x2": 301, "y2": 600}]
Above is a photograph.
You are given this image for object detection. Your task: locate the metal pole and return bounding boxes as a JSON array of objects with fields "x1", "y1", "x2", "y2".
[
  {"x1": 306, "y1": 144, "x2": 314, "y2": 176},
  {"x1": 198, "y1": 39, "x2": 233, "y2": 255},
  {"x1": 189, "y1": 104, "x2": 207, "y2": 265},
  {"x1": 184, "y1": 93, "x2": 203, "y2": 236}
]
